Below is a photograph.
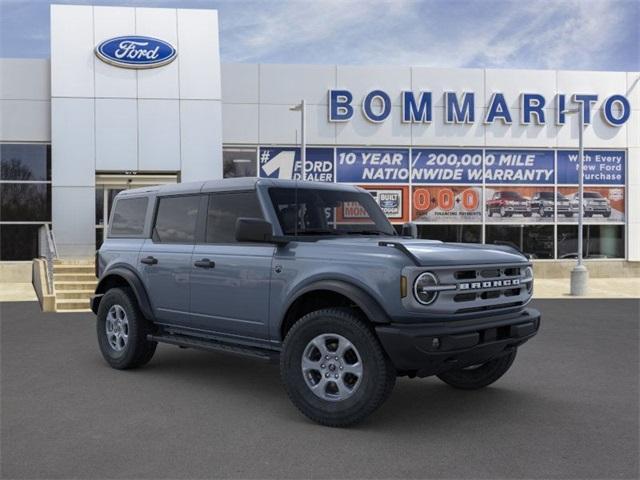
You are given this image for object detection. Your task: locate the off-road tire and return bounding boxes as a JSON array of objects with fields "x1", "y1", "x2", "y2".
[
  {"x1": 436, "y1": 349, "x2": 517, "y2": 390},
  {"x1": 280, "y1": 308, "x2": 396, "y2": 427},
  {"x1": 96, "y1": 287, "x2": 157, "y2": 370}
]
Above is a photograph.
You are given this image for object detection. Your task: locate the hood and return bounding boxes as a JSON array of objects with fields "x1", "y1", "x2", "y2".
[
  {"x1": 313, "y1": 236, "x2": 528, "y2": 267},
  {"x1": 391, "y1": 238, "x2": 527, "y2": 266}
]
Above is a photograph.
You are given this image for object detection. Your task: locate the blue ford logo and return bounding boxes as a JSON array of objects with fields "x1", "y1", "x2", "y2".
[{"x1": 95, "y1": 36, "x2": 177, "y2": 69}]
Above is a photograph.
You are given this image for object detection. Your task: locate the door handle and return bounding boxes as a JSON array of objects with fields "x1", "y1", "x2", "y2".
[
  {"x1": 141, "y1": 256, "x2": 158, "y2": 265},
  {"x1": 194, "y1": 258, "x2": 215, "y2": 269}
]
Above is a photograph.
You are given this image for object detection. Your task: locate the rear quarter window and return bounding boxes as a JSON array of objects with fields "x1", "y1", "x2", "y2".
[
  {"x1": 109, "y1": 197, "x2": 148, "y2": 236},
  {"x1": 153, "y1": 195, "x2": 200, "y2": 244}
]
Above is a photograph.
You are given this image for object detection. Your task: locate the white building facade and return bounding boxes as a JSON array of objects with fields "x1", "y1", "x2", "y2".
[{"x1": 0, "y1": 4, "x2": 638, "y2": 274}]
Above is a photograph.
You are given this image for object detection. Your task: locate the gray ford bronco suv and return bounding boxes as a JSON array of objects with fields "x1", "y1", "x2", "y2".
[{"x1": 92, "y1": 178, "x2": 540, "y2": 427}]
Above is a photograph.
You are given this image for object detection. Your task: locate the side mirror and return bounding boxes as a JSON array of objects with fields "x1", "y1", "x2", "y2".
[
  {"x1": 235, "y1": 217, "x2": 274, "y2": 243},
  {"x1": 401, "y1": 222, "x2": 417, "y2": 238}
]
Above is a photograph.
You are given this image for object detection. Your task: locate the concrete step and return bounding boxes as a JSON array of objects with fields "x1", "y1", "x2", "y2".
[
  {"x1": 56, "y1": 289, "x2": 94, "y2": 299},
  {"x1": 53, "y1": 273, "x2": 97, "y2": 282},
  {"x1": 55, "y1": 281, "x2": 98, "y2": 291},
  {"x1": 55, "y1": 298, "x2": 91, "y2": 310},
  {"x1": 53, "y1": 265, "x2": 95, "y2": 274},
  {"x1": 53, "y1": 258, "x2": 94, "y2": 265},
  {"x1": 56, "y1": 308, "x2": 92, "y2": 313}
]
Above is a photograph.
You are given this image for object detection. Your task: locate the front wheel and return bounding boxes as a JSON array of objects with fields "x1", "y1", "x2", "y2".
[
  {"x1": 96, "y1": 287, "x2": 157, "y2": 370},
  {"x1": 280, "y1": 308, "x2": 396, "y2": 427},
  {"x1": 436, "y1": 349, "x2": 517, "y2": 390}
]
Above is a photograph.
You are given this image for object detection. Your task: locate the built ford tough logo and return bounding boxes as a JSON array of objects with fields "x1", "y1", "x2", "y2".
[{"x1": 95, "y1": 36, "x2": 177, "y2": 69}]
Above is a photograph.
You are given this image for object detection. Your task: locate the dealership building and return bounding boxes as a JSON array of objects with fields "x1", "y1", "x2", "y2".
[{"x1": 1, "y1": 4, "x2": 639, "y2": 282}]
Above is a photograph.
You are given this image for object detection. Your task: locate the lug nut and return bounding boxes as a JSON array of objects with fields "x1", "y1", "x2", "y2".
[
  {"x1": 335, "y1": 356, "x2": 339, "y2": 360},
  {"x1": 325, "y1": 373, "x2": 330, "y2": 378},
  {"x1": 325, "y1": 355, "x2": 330, "y2": 359},
  {"x1": 334, "y1": 374, "x2": 339, "y2": 379},
  {"x1": 339, "y1": 366, "x2": 343, "y2": 370},
  {"x1": 321, "y1": 364, "x2": 325, "y2": 369}
]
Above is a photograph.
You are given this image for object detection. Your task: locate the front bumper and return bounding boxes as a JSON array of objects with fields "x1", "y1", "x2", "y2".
[
  {"x1": 504, "y1": 206, "x2": 530, "y2": 213},
  {"x1": 375, "y1": 308, "x2": 540, "y2": 377},
  {"x1": 585, "y1": 206, "x2": 611, "y2": 214}
]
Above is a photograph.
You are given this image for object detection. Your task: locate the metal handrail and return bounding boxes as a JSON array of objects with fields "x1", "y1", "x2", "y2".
[{"x1": 38, "y1": 224, "x2": 58, "y2": 294}]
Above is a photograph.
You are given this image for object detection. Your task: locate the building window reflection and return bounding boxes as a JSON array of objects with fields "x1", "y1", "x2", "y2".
[{"x1": 0, "y1": 144, "x2": 52, "y2": 260}]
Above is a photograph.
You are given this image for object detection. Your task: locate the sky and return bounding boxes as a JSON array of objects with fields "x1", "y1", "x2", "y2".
[{"x1": 0, "y1": 0, "x2": 638, "y2": 71}]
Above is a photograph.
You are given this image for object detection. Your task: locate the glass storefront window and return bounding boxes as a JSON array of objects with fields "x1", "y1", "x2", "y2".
[
  {"x1": 96, "y1": 228, "x2": 104, "y2": 250},
  {"x1": 0, "y1": 183, "x2": 51, "y2": 222},
  {"x1": 485, "y1": 225, "x2": 554, "y2": 259},
  {"x1": 557, "y1": 225, "x2": 624, "y2": 259},
  {"x1": 223, "y1": 148, "x2": 257, "y2": 178},
  {"x1": 95, "y1": 187, "x2": 104, "y2": 226},
  {"x1": 418, "y1": 224, "x2": 482, "y2": 243},
  {"x1": 0, "y1": 144, "x2": 51, "y2": 181},
  {"x1": 0, "y1": 224, "x2": 41, "y2": 260}
]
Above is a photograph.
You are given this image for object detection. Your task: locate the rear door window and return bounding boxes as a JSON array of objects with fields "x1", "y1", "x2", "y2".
[
  {"x1": 153, "y1": 195, "x2": 200, "y2": 244},
  {"x1": 205, "y1": 191, "x2": 263, "y2": 244},
  {"x1": 109, "y1": 197, "x2": 148, "y2": 236}
]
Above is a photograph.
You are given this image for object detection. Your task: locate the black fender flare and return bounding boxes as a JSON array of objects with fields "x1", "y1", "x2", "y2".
[
  {"x1": 282, "y1": 279, "x2": 392, "y2": 327},
  {"x1": 92, "y1": 266, "x2": 155, "y2": 321}
]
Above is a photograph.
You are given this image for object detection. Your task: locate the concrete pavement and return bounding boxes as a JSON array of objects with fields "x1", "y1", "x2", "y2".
[{"x1": 1, "y1": 300, "x2": 638, "y2": 479}]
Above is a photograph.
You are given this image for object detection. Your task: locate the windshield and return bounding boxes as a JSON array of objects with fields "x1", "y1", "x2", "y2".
[
  {"x1": 268, "y1": 187, "x2": 396, "y2": 237},
  {"x1": 537, "y1": 192, "x2": 554, "y2": 200},
  {"x1": 500, "y1": 191, "x2": 525, "y2": 200},
  {"x1": 583, "y1": 192, "x2": 603, "y2": 198}
]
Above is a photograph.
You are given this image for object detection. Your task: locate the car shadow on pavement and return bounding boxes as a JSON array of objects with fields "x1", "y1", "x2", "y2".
[{"x1": 131, "y1": 344, "x2": 563, "y2": 433}]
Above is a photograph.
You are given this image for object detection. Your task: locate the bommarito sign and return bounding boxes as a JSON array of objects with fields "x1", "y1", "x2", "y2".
[{"x1": 328, "y1": 90, "x2": 631, "y2": 127}]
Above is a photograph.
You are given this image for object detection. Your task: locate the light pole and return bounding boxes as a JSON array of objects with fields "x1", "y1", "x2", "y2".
[
  {"x1": 564, "y1": 104, "x2": 588, "y2": 295},
  {"x1": 289, "y1": 100, "x2": 306, "y2": 180}
]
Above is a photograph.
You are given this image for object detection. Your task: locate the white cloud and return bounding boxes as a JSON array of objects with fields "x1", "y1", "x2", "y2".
[{"x1": 218, "y1": 0, "x2": 637, "y2": 71}]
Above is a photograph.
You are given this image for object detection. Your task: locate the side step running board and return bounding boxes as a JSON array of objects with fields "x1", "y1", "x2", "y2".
[{"x1": 147, "y1": 333, "x2": 278, "y2": 362}]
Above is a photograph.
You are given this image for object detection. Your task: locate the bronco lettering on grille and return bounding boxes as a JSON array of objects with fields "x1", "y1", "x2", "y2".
[{"x1": 458, "y1": 279, "x2": 520, "y2": 290}]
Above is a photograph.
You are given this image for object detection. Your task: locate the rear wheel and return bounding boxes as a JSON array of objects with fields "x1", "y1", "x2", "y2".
[
  {"x1": 436, "y1": 349, "x2": 517, "y2": 390},
  {"x1": 96, "y1": 287, "x2": 157, "y2": 370},
  {"x1": 280, "y1": 308, "x2": 395, "y2": 427}
]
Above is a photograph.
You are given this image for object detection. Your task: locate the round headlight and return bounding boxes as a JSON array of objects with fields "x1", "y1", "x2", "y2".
[
  {"x1": 524, "y1": 266, "x2": 534, "y2": 294},
  {"x1": 414, "y1": 272, "x2": 439, "y2": 305}
]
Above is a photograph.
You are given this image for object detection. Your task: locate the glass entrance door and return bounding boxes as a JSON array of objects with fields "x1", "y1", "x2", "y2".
[{"x1": 95, "y1": 173, "x2": 177, "y2": 248}]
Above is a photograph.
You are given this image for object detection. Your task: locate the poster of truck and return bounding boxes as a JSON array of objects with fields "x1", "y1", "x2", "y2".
[{"x1": 557, "y1": 187, "x2": 625, "y2": 223}]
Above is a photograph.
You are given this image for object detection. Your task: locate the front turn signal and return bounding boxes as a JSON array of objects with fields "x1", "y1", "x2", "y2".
[{"x1": 400, "y1": 276, "x2": 407, "y2": 298}]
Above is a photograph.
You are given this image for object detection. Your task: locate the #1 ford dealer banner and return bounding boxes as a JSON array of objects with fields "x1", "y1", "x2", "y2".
[{"x1": 259, "y1": 147, "x2": 334, "y2": 182}]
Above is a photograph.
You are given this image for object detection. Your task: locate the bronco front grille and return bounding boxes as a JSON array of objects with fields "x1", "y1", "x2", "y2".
[{"x1": 411, "y1": 263, "x2": 533, "y2": 315}]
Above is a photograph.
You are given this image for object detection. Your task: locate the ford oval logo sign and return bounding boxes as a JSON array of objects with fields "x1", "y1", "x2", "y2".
[{"x1": 95, "y1": 36, "x2": 177, "y2": 69}]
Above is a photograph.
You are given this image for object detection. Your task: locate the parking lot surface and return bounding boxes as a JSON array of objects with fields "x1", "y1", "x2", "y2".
[{"x1": 1, "y1": 299, "x2": 638, "y2": 479}]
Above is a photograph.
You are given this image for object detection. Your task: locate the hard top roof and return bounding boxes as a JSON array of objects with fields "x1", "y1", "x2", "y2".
[{"x1": 116, "y1": 178, "x2": 363, "y2": 197}]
